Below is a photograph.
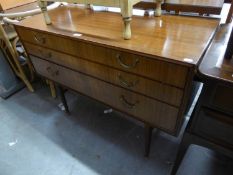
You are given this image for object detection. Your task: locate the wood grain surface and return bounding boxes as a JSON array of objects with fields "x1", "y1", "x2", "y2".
[{"x1": 14, "y1": 5, "x2": 220, "y2": 65}]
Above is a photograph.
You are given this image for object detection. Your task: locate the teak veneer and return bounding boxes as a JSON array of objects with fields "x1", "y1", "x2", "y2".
[{"x1": 14, "y1": 5, "x2": 220, "y2": 156}]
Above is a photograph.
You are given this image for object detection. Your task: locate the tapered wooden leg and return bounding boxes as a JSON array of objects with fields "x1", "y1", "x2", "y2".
[
  {"x1": 58, "y1": 85, "x2": 69, "y2": 113},
  {"x1": 144, "y1": 124, "x2": 153, "y2": 157},
  {"x1": 38, "y1": 0, "x2": 51, "y2": 25},
  {"x1": 48, "y1": 80, "x2": 56, "y2": 98}
]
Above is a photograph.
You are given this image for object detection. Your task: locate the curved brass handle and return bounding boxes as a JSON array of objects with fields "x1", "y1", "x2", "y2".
[
  {"x1": 118, "y1": 74, "x2": 139, "y2": 88},
  {"x1": 116, "y1": 54, "x2": 139, "y2": 69},
  {"x1": 120, "y1": 95, "x2": 138, "y2": 109},
  {"x1": 39, "y1": 49, "x2": 52, "y2": 58},
  {"x1": 34, "y1": 34, "x2": 46, "y2": 44}
]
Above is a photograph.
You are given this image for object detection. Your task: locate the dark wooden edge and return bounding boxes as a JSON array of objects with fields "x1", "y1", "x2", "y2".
[
  {"x1": 198, "y1": 22, "x2": 233, "y2": 83},
  {"x1": 163, "y1": 4, "x2": 221, "y2": 15},
  {"x1": 225, "y1": 24, "x2": 233, "y2": 59},
  {"x1": 134, "y1": 2, "x2": 222, "y2": 15},
  {"x1": 226, "y1": 1, "x2": 233, "y2": 23}
]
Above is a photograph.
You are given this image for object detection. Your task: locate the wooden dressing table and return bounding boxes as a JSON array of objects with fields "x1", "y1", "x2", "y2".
[
  {"x1": 171, "y1": 22, "x2": 233, "y2": 174},
  {"x1": 13, "y1": 5, "x2": 220, "y2": 156}
]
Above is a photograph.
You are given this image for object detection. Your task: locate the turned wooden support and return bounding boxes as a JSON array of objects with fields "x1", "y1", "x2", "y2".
[
  {"x1": 123, "y1": 17, "x2": 132, "y2": 40},
  {"x1": 38, "y1": 0, "x2": 51, "y2": 24},
  {"x1": 155, "y1": 0, "x2": 162, "y2": 17}
]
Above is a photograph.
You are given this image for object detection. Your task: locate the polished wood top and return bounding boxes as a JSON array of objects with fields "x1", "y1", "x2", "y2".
[
  {"x1": 199, "y1": 22, "x2": 233, "y2": 84},
  {"x1": 14, "y1": 5, "x2": 220, "y2": 66}
]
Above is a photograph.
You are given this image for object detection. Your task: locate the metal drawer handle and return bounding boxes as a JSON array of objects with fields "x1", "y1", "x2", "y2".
[
  {"x1": 120, "y1": 95, "x2": 139, "y2": 109},
  {"x1": 116, "y1": 54, "x2": 139, "y2": 69},
  {"x1": 34, "y1": 34, "x2": 46, "y2": 44},
  {"x1": 46, "y1": 66, "x2": 59, "y2": 76},
  {"x1": 39, "y1": 49, "x2": 52, "y2": 58},
  {"x1": 118, "y1": 74, "x2": 139, "y2": 88}
]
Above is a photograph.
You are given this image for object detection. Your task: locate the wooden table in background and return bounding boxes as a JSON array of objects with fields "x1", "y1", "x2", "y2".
[
  {"x1": 135, "y1": 0, "x2": 225, "y2": 14},
  {"x1": 13, "y1": 5, "x2": 220, "y2": 156}
]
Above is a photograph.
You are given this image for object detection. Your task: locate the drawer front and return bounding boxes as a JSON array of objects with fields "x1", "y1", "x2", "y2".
[
  {"x1": 31, "y1": 56, "x2": 179, "y2": 133},
  {"x1": 211, "y1": 85, "x2": 233, "y2": 114},
  {"x1": 18, "y1": 27, "x2": 188, "y2": 88},
  {"x1": 194, "y1": 107, "x2": 233, "y2": 147},
  {"x1": 26, "y1": 43, "x2": 183, "y2": 107}
]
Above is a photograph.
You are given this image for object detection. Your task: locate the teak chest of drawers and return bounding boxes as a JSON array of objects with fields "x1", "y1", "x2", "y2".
[{"x1": 14, "y1": 5, "x2": 219, "y2": 155}]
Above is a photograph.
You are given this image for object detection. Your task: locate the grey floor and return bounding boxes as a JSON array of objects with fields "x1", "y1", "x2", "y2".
[{"x1": 0, "y1": 83, "x2": 191, "y2": 175}]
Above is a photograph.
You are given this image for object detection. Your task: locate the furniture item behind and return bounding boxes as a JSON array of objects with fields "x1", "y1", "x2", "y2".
[
  {"x1": 0, "y1": 24, "x2": 34, "y2": 92},
  {"x1": 0, "y1": 1, "x2": 61, "y2": 95},
  {"x1": 0, "y1": 48, "x2": 23, "y2": 98},
  {"x1": 226, "y1": 0, "x2": 233, "y2": 24},
  {"x1": 135, "y1": 0, "x2": 225, "y2": 15},
  {"x1": 171, "y1": 21, "x2": 233, "y2": 175}
]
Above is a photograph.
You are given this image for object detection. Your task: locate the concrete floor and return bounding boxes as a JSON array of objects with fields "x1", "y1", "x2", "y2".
[{"x1": 0, "y1": 83, "x2": 190, "y2": 175}]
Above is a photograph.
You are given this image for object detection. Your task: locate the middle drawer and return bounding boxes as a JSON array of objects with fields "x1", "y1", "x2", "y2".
[
  {"x1": 30, "y1": 56, "x2": 179, "y2": 133},
  {"x1": 26, "y1": 43, "x2": 183, "y2": 107}
]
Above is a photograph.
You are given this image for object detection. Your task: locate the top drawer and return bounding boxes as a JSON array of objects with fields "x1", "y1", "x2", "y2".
[{"x1": 17, "y1": 27, "x2": 188, "y2": 88}]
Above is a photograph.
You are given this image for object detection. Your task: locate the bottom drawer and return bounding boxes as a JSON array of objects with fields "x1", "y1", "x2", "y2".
[
  {"x1": 194, "y1": 107, "x2": 233, "y2": 147},
  {"x1": 31, "y1": 56, "x2": 179, "y2": 133}
]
